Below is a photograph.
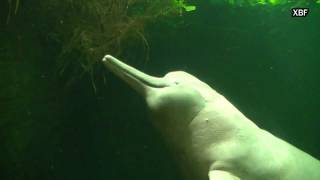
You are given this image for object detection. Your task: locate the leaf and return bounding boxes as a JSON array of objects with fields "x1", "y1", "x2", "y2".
[
  {"x1": 15, "y1": 0, "x2": 20, "y2": 14},
  {"x1": 184, "y1": 5, "x2": 196, "y2": 12}
]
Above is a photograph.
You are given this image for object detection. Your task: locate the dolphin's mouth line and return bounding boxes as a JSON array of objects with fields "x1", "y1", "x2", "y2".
[
  {"x1": 125, "y1": 71, "x2": 168, "y2": 88},
  {"x1": 121, "y1": 69, "x2": 167, "y2": 88},
  {"x1": 102, "y1": 55, "x2": 170, "y2": 96}
]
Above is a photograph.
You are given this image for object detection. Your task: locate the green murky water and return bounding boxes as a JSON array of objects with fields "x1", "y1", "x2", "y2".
[{"x1": 1, "y1": 1, "x2": 319, "y2": 179}]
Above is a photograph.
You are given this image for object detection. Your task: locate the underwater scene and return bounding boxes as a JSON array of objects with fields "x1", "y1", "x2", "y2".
[{"x1": 1, "y1": 0, "x2": 320, "y2": 180}]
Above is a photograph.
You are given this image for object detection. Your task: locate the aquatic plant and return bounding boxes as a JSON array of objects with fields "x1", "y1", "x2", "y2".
[
  {"x1": 208, "y1": 0, "x2": 312, "y2": 6},
  {"x1": 175, "y1": 0, "x2": 197, "y2": 12},
  {"x1": 48, "y1": 0, "x2": 196, "y2": 89},
  {"x1": 6, "y1": 0, "x2": 20, "y2": 24},
  {"x1": 5, "y1": 0, "x2": 197, "y2": 91}
]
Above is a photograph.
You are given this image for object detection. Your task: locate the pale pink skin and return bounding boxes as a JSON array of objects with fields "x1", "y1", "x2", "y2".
[{"x1": 102, "y1": 55, "x2": 320, "y2": 180}]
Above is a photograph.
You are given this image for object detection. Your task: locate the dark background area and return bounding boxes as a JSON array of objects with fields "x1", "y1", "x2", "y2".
[{"x1": 1, "y1": 1, "x2": 319, "y2": 180}]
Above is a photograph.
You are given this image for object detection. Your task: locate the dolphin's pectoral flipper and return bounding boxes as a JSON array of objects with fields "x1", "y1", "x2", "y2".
[{"x1": 209, "y1": 170, "x2": 241, "y2": 180}]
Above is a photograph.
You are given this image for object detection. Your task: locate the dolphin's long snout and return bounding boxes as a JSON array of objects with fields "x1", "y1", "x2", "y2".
[{"x1": 102, "y1": 55, "x2": 168, "y2": 96}]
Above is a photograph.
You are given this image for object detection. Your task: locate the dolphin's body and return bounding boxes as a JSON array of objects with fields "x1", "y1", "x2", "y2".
[{"x1": 102, "y1": 55, "x2": 320, "y2": 180}]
